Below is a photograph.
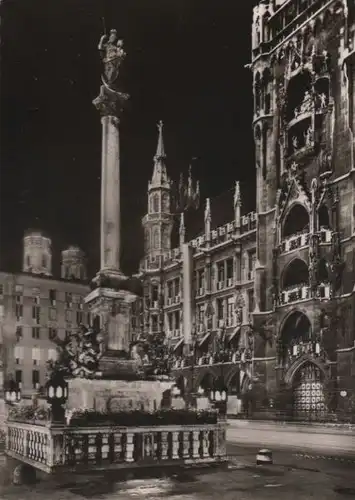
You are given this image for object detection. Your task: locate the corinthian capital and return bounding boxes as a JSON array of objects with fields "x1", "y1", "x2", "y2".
[{"x1": 93, "y1": 84, "x2": 129, "y2": 119}]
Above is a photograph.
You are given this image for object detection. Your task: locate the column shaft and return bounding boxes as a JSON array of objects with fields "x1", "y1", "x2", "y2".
[{"x1": 100, "y1": 116, "x2": 120, "y2": 272}]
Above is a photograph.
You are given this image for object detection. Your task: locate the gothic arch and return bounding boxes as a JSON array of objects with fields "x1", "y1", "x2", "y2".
[
  {"x1": 262, "y1": 11, "x2": 271, "y2": 42},
  {"x1": 282, "y1": 202, "x2": 310, "y2": 238},
  {"x1": 282, "y1": 258, "x2": 309, "y2": 289},
  {"x1": 284, "y1": 356, "x2": 328, "y2": 388},
  {"x1": 152, "y1": 228, "x2": 159, "y2": 249},
  {"x1": 262, "y1": 68, "x2": 272, "y2": 113},
  {"x1": 285, "y1": 69, "x2": 313, "y2": 122},
  {"x1": 318, "y1": 203, "x2": 330, "y2": 229},
  {"x1": 153, "y1": 194, "x2": 159, "y2": 213},
  {"x1": 254, "y1": 72, "x2": 261, "y2": 113},
  {"x1": 262, "y1": 122, "x2": 268, "y2": 179},
  {"x1": 195, "y1": 370, "x2": 216, "y2": 391},
  {"x1": 225, "y1": 366, "x2": 240, "y2": 389},
  {"x1": 279, "y1": 310, "x2": 312, "y2": 345}
]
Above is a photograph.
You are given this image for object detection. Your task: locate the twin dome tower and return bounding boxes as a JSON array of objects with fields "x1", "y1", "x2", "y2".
[{"x1": 22, "y1": 229, "x2": 87, "y2": 280}]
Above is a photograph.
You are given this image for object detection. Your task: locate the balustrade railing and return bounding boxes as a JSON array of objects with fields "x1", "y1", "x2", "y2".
[
  {"x1": 279, "y1": 283, "x2": 330, "y2": 305},
  {"x1": 280, "y1": 340, "x2": 324, "y2": 369},
  {"x1": 6, "y1": 421, "x2": 227, "y2": 474},
  {"x1": 281, "y1": 232, "x2": 309, "y2": 253},
  {"x1": 279, "y1": 284, "x2": 310, "y2": 304},
  {"x1": 172, "y1": 347, "x2": 253, "y2": 370},
  {"x1": 280, "y1": 228, "x2": 332, "y2": 254}
]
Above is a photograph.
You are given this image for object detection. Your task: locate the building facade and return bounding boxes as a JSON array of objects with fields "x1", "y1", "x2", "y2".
[
  {"x1": 0, "y1": 230, "x2": 90, "y2": 397},
  {"x1": 138, "y1": 0, "x2": 355, "y2": 420},
  {"x1": 138, "y1": 124, "x2": 258, "y2": 416},
  {"x1": 250, "y1": 0, "x2": 355, "y2": 420}
]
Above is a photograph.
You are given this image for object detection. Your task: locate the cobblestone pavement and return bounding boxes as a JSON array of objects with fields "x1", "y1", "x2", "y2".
[{"x1": 1, "y1": 448, "x2": 355, "y2": 500}]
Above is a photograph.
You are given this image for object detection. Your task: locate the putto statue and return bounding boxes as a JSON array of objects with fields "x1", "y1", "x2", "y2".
[
  {"x1": 98, "y1": 29, "x2": 126, "y2": 88},
  {"x1": 47, "y1": 324, "x2": 104, "y2": 379}
]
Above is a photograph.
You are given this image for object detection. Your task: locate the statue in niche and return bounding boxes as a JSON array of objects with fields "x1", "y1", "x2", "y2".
[
  {"x1": 98, "y1": 29, "x2": 126, "y2": 89},
  {"x1": 319, "y1": 93, "x2": 328, "y2": 110},
  {"x1": 292, "y1": 135, "x2": 299, "y2": 151},
  {"x1": 299, "y1": 90, "x2": 313, "y2": 114},
  {"x1": 304, "y1": 126, "x2": 313, "y2": 147},
  {"x1": 234, "y1": 292, "x2": 245, "y2": 326}
]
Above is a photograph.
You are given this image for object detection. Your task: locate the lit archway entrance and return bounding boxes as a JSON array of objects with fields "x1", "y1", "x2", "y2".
[{"x1": 293, "y1": 362, "x2": 326, "y2": 421}]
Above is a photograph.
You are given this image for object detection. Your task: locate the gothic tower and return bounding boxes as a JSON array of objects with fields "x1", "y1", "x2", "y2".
[
  {"x1": 142, "y1": 121, "x2": 174, "y2": 258},
  {"x1": 251, "y1": 0, "x2": 355, "y2": 421}
]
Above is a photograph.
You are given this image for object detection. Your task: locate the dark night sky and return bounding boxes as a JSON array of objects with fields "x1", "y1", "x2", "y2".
[{"x1": 0, "y1": 0, "x2": 257, "y2": 278}]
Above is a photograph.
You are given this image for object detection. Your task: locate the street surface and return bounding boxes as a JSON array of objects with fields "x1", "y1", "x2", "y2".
[{"x1": 0, "y1": 422, "x2": 354, "y2": 499}]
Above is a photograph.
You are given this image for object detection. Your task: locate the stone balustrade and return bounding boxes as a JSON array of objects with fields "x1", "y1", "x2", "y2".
[
  {"x1": 279, "y1": 283, "x2": 331, "y2": 305},
  {"x1": 280, "y1": 232, "x2": 309, "y2": 254},
  {"x1": 172, "y1": 348, "x2": 253, "y2": 370},
  {"x1": 5, "y1": 420, "x2": 227, "y2": 474},
  {"x1": 280, "y1": 228, "x2": 332, "y2": 255}
]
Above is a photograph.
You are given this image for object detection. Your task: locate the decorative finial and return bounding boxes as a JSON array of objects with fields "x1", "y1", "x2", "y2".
[
  {"x1": 154, "y1": 120, "x2": 166, "y2": 160},
  {"x1": 204, "y1": 198, "x2": 211, "y2": 223},
  {"x1": 234, "y1": 181, "x2": 241, "y2": 206},
  {"x1": 179, "y1": 212, "x2": 185, "y2": 245}
]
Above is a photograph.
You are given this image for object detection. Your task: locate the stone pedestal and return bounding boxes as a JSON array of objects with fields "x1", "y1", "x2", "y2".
[
  {"x1": 85, "y1": 286, "x2": 136, "y2": 355},
  {"x1": 67, "y1": 378, "x2": 174, "y2": 413}
]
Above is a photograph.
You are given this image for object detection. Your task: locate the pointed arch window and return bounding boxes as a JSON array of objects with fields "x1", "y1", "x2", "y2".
[
  {"x1": 153, "y1": 228, "x2": 159, "y2": 249},
  {"x1": 318, "y1": 204, "x2": 330, "y2": 230},
  {"x1": 262, "y1": 12, "x2": 271, "y2": 43},
  {"x1": 262, "y1": 124, "x2": 268, "y2": 180},
  {"x1": 153, "y1": 194, "x2": 159, "y2": 213},
  {"x1": 254, "y1": 72, "x2": 261, "y2": 114}
]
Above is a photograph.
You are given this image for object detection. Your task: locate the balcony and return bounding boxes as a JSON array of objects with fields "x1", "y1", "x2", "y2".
[
  {"x1": 279, "y1": 284, "x2": 310, "y2": 305},
  {"x1": 319, "y1": 228, "x2": 332, "y2": 244},
  {"x1": 280, "y1": 232, "x2": 309, "y2": 254},
  {"x1": 216, "y1": 281, "x2": 224, "y2": 291},
  {"x1": 280, "y1": 339, "x2": 325, "y2": 370},
  {"x1": 279, "y1": 283, "x2": 331, "y2": 305},
  {"x1": 165, "y1": 295, "x2": 180, "y2": 307},
  {"x1": 226, "y1": 278, "x2": 233, "y2": 288}
]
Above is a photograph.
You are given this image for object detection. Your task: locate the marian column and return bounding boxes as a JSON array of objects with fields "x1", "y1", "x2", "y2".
[{"x1": 85, "y1": 30, "x2": 137, "y2": 363}]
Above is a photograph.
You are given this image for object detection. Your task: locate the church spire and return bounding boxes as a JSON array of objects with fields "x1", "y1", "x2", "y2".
[
  {"x1": 154, "y1": 120, "x2": 166, "y2": 161},
  {"x1": 150, "y1": 120, "x2": 169, "y2": 190}
]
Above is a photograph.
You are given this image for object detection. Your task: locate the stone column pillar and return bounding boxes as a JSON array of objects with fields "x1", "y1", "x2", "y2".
[
  {"x1": 93, "y1": 85, "x2": 128, "y2": 280},
  {"x1": 100, "y1": 114, "x2": 121, "y2": 272},
  {"x1": 84, "y1": 46, "x2": 138, "y2": 367}
]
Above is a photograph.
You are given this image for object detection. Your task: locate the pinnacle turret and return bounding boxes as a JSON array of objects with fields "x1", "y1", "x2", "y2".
[{"x1": 150, "y1": 120, "x2": 169, "y2": 190}]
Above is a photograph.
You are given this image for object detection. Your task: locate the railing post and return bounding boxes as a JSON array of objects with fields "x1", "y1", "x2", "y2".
[
  {"x1": 192, "y1": 430, "x2": 200, "y2": 459},
  {"x1": 202, "y1": 429, "x2": 210, "y2": 458},
  {"x1": 172, "y1": 431, "x2": 180, "y2": 459},
  {"x1": 182, "y1": 431, "x2": 190, "y2": 459},
  {"x1": 214, "y1": 425, "x2": 226, "y2": 458},
  {"x1": 125, "y1": 432, "x2": 134, "y2": 462},
  {"x1": 161, "y1": 431, "x2": 169, "y2": 460}
]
